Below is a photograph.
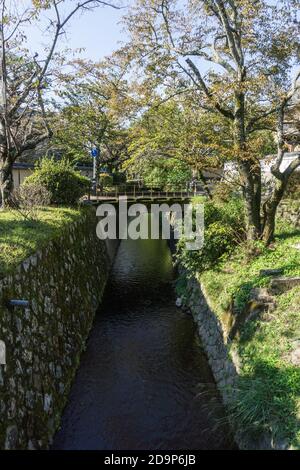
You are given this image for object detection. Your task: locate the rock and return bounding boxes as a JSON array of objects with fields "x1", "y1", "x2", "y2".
[
  {"x1": 175, "y1": 297, "x2": 182, "y2": 308},
  {"x1": 249, "y1": 287, "x2": 274, "y2": 303},
  {"x1": 44, "y1": 394, "x2": 52, "y2": 413},
  {"x1": 291, "y1": 243, "x2": 300, "y2": 250},
  {"x1": 5, "y1": 425, "x2": 18, "y2": 450},
  {"x1": 0, "y1": 340, "x2": 6, "y2": 365},
  {"x1": 259, "y1": 268, "x2": 283, "y2": 277},
  {"x1": 289, "y1": 347, "x2": 300, "y2": 366},
  {"x1": 270, "y1": 276, "x2": 300, "y2": 294},
  {"x1": 286, "y1": 341, "x2": 300, "y2": 366},
  {"x1": 0, "y1": 210, "x2": 113, "y2": 450},
  {"x1": 28, "y1": 439, "x2": 37, "y2": 450},
  {"x1": 22, "y1": 259, "x2": 30, "y2": 272},
  {"x1": 30, "y1": 254, "x2": 38, "y2": 267}
]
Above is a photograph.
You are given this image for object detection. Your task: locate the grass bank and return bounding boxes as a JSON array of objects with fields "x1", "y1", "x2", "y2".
[
  {"x1": 0, "y1": 207, "x2": 83, "y2": 278},
  {"x1": 200, "y1": 220, "x2": 300, "y2": 448}
]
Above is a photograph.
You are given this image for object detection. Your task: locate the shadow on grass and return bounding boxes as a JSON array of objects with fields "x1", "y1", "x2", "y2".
[
  {"x1": 227, "y1": 257, "x2": 300, "y2": 341},
  {"x1": 228, "y1": 359, "x2": 300, "y2": 447},
  {"x1": 275, "y1": 228, "x2": 300, "y2": 241}
]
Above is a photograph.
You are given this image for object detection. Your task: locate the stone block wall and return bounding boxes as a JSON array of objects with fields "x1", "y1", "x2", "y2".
[
  {"x1": 0, "y1": 208, "x2": 117, "y2": 449},
  {"x1": 184, "y1": 276, "x2": 238, "y2": 405},
  {"x1": 277, "y1": 201, "x2": 300, "y2": 227},
  {"x1": 184, "y1": 273, "x2": 291, "y2": 450}
]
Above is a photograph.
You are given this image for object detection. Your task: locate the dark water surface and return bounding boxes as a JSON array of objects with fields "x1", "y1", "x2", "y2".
[{"x1": 53, "y1": 236, "x2": 234, "y2": 450}]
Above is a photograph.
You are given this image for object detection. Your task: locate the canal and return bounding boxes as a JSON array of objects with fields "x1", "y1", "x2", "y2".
[{"x1": 53, "y1": 233, "x2": 234, "y2": 450}]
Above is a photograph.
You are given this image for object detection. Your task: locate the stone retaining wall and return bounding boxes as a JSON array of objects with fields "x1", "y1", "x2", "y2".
[
  {"x1": 183, "y1": 272, "x2": 289, "y2": 450},
  {"x1": 0, "y1": 208, "x2": 118, "y2": 449},
  {"x1": 277, "y1": 201, "x2": 300, "y2": 227}
]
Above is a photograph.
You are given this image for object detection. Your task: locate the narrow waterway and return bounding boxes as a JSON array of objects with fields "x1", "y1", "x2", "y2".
[{"x1": 53, "y1": 234, "x2": 234, "y2": 450}]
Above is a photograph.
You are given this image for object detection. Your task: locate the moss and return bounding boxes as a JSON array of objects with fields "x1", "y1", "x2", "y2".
[
  {"x1": 0, "y1": 206, "x2": 87, "y2": 278},
  {"x1": 0, "y1": 206, "x2": 112, "y2": 449},
  {"x1": 198, "y1": 222, "x2": 300, "y2": 448}
]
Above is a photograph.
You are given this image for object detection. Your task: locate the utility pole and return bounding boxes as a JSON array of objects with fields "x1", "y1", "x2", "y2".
[{"x1": 91, "y1": 147, "x2": 100, "y2": 195}]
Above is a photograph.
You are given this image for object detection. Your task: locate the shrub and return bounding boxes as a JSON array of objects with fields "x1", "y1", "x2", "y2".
[
  {"x1": 176, "y1": 197, "x2": 245, "y2": 275},
  {"x1": 113, "y1": 172, "x2": 126, "y2": 185},
  {"x1": 99, "y1": 173, "x2": 113, "y2": 188},
  {"x1": 9, "y1": 182, "x2": 51, "y2": 221},
  {"x1": 24, "y1": 158, "x2": 90, "y2": 205},
  {"x1": 143, "y1": 158, "x2": 191, "y2": 191}
]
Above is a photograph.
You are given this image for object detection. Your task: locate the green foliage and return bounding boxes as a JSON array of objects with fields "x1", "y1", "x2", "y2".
[
  {"x1": 202, "y1": 222, "x2": 300, "y2": 317},
  {"x1": 99, "y1": 173, "x2": 113, "y2": 188},
  {"x1": 177, "y1": 197, "x2": 245, "y2": 275},
  {"x1": 142, "y1": 158, "x2": 191, "y2": 190},
  {"x1": 175, "y1": 273, "x2": 189, "y2": 303},
  {"x1": 54, "y1": 104, "x2": 108, "y2": 164},
  {"x1": 229, "y1": 358, "x2": 300, "y2": 444},
  {"x1": 113, "y1": 172, "x2": 126, "y2": 185},
  {"x1": 199, "y1": 222, "x2": 300, "y2": 447},
  {"x1": 126, "y1": 100, "x2": 229, "y2": 182},
  {"x1": 227, "y1": 285, "x2": 300, "y2": 447},
  {"x1": 53, "y1": 59, "x2": 132, "y2": 169},
  {"x1": 24, "y1": 158, "x2": 90, "y2": 205}
]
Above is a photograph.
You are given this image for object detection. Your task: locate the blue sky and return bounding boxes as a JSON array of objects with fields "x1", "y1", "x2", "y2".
[
  {"x1": 57, "y1": 4, "x2": 127, "y2": 60},
  {"x1": 25, "y1": 1, "x2": 128, "y2": 62}
]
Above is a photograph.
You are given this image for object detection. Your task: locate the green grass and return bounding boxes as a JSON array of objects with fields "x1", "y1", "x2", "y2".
[
  {"x1": 0, "y1": 207, "x2": 83, "y2": 278},
  {"x1": 200, "y1": 220, "x2": 300, "y2": 448}
]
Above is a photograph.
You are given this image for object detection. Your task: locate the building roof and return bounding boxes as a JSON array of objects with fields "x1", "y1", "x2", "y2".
[
  {"x1": 13, "y1": 162, "x2": 35, "y2": 169},
  {"x1": 13, "y1": 162, "x2": 93, "y2": 171}
]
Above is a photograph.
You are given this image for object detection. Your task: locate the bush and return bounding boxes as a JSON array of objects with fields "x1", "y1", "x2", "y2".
[
  {"x1": 99, "y1": 173, "x2": 113, "y2": 188},
  {"x1": 9, "y1": 182, "x2": 51, "y2": 220},
  {"x1": 113, "y1": 172, "x2": 126, "y2": 185},
  {"x1": 143, "y1": 158, "x2": 191, "y2": 191},
  {"x1": 24, "y1": 158, "x2": 90, "y2": 205},
  {"x1": 176, "y1": 197, "x2": 245, "y2": 275}
]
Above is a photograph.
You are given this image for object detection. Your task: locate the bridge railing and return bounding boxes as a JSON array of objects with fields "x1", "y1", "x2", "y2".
[{"x1": 87, "y1": 186, "x2": 206, "y2": 201}]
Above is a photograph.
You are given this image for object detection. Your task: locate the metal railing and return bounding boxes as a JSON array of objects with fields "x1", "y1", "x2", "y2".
[{"x1": 87, "y1": 186, "x2": 206, "y2": 202}]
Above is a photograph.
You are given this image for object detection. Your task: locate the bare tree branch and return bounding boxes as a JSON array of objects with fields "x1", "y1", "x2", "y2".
[
  {"x1": 10, "y1": 0, "x2": 120, "y2": 117},
  {"x1": 185, "y1": 58, "x2": 234, "y2": 120}
]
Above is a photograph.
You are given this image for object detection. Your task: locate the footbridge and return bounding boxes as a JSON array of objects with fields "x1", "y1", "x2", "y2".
[{"x1": 86, "y1": 187, "x2": 206, "y2": 205}]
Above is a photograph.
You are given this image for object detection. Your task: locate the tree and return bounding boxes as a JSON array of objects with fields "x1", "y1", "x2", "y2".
[
  {"x1": 126, "y1": 96, "x2": 244, "y2": 196},
  {"x1": 53, "y1": 56, "x2": 133, "y2": 170},
  {"x1": 123, "y1": 0, "x2": 300, "y2": 243},
  {"x1": 0, "y1": 0, "x2": 119, "y2": 208},
  {"x1": 143, "y1": 157, "x2": 192, "y2": 190}
]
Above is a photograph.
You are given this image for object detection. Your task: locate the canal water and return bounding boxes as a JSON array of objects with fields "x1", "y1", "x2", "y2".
[{"x1": 53, "y1": 234, "x2": 234, "y2": 450}]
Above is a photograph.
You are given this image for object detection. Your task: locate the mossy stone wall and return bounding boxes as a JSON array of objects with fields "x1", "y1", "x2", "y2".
[
  {"x1": 277, "y1": 201, "x2": 300, "y2": 226},
  {"x1": 184, "y1": 272, "x2": 291, "y2": 450},
  {"x1": 0, "y1": 208, "x2": 117, "y2": 449}
]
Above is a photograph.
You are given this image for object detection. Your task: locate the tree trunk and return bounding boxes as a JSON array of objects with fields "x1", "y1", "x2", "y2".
[
  {"x1": 262, "y1": 204, "x2": 277, "y2": 245},
  {"x1": 234, "y1": 91, "x2": 262, "y2": 240},
  {"x1": 198, "y1": 169, "x2": 213, "y2": 199},
  {"x1": 0, "y1": 154, "x2": 13, "y2": 209},
  {"x1": 240, "y1": 171, "x2": 261, "y2": 239},
  {"x1": 262, "y1": 179, "x2": 286, "y2": 245}
]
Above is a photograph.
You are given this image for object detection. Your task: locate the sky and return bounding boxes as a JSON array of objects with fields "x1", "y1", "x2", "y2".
[
  {"x1": 20, "y1": 0, "x2": 129, "y2": 63},
  {"x1": 55, "y1": 5, "x2": 127, "y2": 61},
  {"x1": 9, "y1": 0, "x2": 299, "y2": 82}
]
